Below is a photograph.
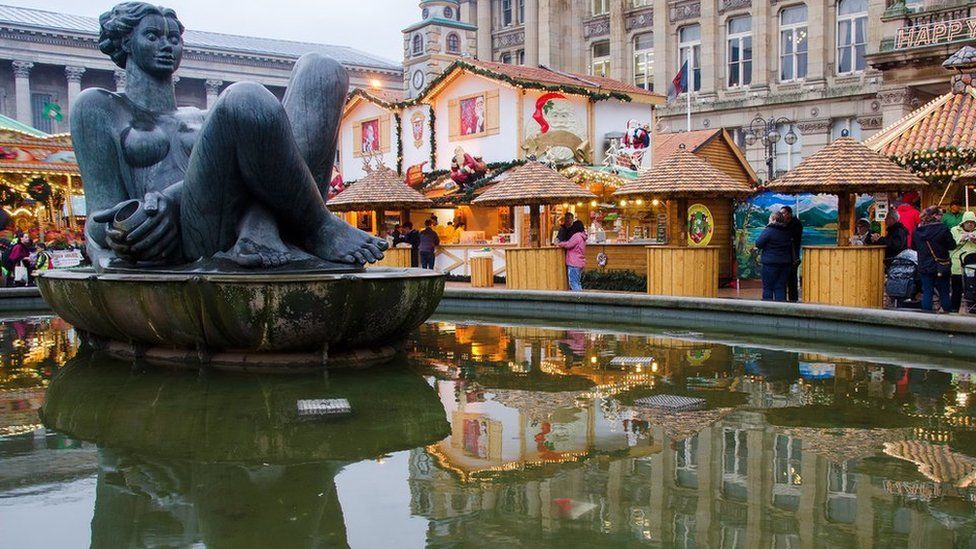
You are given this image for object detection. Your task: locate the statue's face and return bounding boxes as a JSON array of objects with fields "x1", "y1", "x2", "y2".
[{"x1": 126, "y1": 14, "x2": 183, "y2": 77}]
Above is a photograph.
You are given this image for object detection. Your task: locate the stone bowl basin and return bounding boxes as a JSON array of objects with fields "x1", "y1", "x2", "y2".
[{"x1": 38, "y1": 267, "x2": 444, "y2": 369}]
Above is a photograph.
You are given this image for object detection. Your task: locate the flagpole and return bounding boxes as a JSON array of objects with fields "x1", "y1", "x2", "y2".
[{"x1": 686, "y1": 88, "x2": 691, "y2": 132}]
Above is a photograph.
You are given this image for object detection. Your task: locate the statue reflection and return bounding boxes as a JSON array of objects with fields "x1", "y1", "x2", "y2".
[{"x1": 40, "y1": 353, "x2": 448, "y2": 548}]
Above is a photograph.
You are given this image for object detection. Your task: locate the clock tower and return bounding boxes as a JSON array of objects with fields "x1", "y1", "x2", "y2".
[{"x1": 402, "y1": 0, "x2": 477, "y2": 99}]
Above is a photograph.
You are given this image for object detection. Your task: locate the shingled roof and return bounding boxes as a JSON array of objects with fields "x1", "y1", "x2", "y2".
[
  {"x1": 614, "y1": 146, "x2": 754, "y2": 198},
  {"x1": 328, "y1": 167, "x2": 432, "y2": 211},
  {"x1": 864, "y1": 91, "x2": 976, "y2": 158},
  {"x1": 472, "y1": 161, "x2": 596, "y2": 206},
  {"x1": 766, "y1": 137, "x2": 928, "y2": 193}
]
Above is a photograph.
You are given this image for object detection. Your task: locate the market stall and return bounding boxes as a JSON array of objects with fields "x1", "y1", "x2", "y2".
[
  {"x1": 765, "y1": 137, "x2": 928, "y2": 307},
  {"x1": 613, "y1": 146, "x2": 754, "y2": 297},
  {"x1": 473, "y1": 161, "x2": 595, "y2": 290},
  {"x1": 327, "y1": 166, "x2": 432, "y2": 268}
]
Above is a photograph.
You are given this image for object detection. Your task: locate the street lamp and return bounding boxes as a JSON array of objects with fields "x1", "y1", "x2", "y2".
[{"x1": 744, "y1": 115, "x2": 797, "y2": 182}]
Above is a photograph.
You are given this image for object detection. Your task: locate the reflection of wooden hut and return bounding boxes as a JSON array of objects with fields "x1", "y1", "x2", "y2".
[
  {"x1": 884, "y1": 440, "x2": 976, "y2": 487},
  {"x1": 473, "y1": 161, "x2": 596, "y2": 290},
  {"x1": 0, "y1": 115, "x2": 82, "y2": 234},
  {"x1": 781, "y1": 427, "x2": 909, "y2": 465},
  {"x1": 614, "y1": 146, "x2": 754, "y2": 296},
  {"x1": 765, "y1": 137, "x2": 928, "y2": 307}
]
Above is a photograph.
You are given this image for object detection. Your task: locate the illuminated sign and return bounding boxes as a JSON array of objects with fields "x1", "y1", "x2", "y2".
[{"x1": 895, "y1": 17, "x2": 976, "y2": 49}]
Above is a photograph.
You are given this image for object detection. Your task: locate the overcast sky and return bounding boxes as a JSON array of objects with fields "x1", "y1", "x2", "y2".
[{"x1": 4, "y1": 0, "x2": 417, "y2": 64}]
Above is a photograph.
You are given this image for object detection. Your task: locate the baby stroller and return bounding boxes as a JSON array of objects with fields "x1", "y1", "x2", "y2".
[
  {"x1": 885, "y1": 249, "x2": 920, "y2": 309},
  {"x1": 963, "y1": 252, "x2": 976, "y2": 314}
]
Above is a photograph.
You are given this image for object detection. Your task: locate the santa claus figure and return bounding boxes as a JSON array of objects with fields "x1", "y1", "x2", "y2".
[
  {"x1": 622, "y1": 119, "x2": 650, "y2": 150},
  {"x1": 449, "y1": 147, "x2": 487, "y2": 189}
]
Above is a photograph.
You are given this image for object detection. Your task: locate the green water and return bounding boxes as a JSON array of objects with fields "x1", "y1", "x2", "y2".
[{"x1": 2, "y1": 316, "x2": 976, "y2": 548}]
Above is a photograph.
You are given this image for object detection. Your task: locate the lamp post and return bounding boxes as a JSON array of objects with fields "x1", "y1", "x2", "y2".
[{"x1": 744, "y1": 115, "x2": 797, "y2": 183}]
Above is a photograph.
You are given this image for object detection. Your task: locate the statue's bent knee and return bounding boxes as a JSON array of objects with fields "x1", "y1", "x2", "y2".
[{"x1": 213, "y1": 82, "x2": 284, "y2": 126}]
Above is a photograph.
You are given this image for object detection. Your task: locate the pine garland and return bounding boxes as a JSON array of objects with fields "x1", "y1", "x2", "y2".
[
  {"x1": 428, "y1": 107, "x2": 437, "y2": 168},
  {"x1": 892, "y1": 145, "x2": 976, "y2": 188},
  {"x1": 394, "y1": 112, "x2": 403, "y2": 176}
]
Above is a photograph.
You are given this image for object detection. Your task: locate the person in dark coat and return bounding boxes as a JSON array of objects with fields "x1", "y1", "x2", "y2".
[
  {"x1": 912, "y1": 206, "x2": 956, "y2": 312},
  {"x1": 780, "y1": 206, "x2": 803, "y2": 302},
  {"x1": 756, "y1": 212, "x2": 795, "y2": 302},
  {"x1": 873, "y1": 210, "x2": 909, "y2": 261},
  {"x1": 418, "y1": 219, "x2": 440, "y2": 270},
  {"x1": 401, "y1": 222, "x2": 420, "y2": 267}
]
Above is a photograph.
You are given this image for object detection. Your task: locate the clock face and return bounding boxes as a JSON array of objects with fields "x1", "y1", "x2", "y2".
[
  {"x1": 422, "y1": 7, "x2": 429, "y2": 18},
  {"x1": 412, "y1": 70, "x2": 425, "y2": 90}
]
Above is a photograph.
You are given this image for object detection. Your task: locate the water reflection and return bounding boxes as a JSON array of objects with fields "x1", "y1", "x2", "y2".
[
  {"x1": 407, "y1": 321, "x2": 976, "y2": 547},
  {"x1": 2, "y1": 317, "x2": 976, "y2": 547}
]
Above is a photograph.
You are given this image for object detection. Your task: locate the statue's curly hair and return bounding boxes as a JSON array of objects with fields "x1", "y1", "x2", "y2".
[{"x1": 98, "y1": 2, "x2": 184, "y2": 69}]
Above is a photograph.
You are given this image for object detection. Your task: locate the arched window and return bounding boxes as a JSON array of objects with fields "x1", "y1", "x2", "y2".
[
  {"x1": 837, "y1": 0, "x2": 867, "y2": 74},
  {"x1": 633, "y1": 32, "x2": 654, "y2": 90},
  {"x1": 678, "y1": 25, "x2": 701, "y2": 92},
  {"x1": 446, "y1": 33, "x2": 461, "y2": 54},
  {"x1": 412, "y1": 34, "x2": 424, "y2": 56},
  {"x1": 726, "y1": 16, "x2": 752, "y2": 87},
  {"x1": 779, "y1": 5, "x2": 808, "y2": 82}
]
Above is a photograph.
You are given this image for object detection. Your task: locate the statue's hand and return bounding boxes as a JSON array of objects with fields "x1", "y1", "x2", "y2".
[
  {"x1": 91, "y1": 202, "x2": 137, "y2": 261},
  {"x1": 121, "y1": 192, "x2": 181, "y2": 263}
]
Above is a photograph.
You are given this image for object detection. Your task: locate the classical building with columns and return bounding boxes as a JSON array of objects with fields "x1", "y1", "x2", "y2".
[
  {"x1": 0, "y1": 4, "x2": 402, "y2": 134},
  {"x1": 431, "y1": 0, "x2": 975, "y2": 181}
]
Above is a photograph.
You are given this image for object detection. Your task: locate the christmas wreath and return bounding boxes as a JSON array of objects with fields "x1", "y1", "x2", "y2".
[{"x1": 27, "y1": 177, "x2": 51, "y2": 202}]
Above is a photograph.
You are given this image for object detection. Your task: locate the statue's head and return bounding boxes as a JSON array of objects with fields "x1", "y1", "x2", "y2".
[{"x1": 98, "y1": 2, "x2": 185, "y2": 77}]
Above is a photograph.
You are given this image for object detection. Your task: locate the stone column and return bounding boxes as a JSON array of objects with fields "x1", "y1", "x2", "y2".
[
  {"x1": 878, "y1": 88, "x2": 915, "y2": 129},
  {"x1": 608, "y1": 0, "x2": 626, "y2": 81},
  {"x1": 751, "y1": 0, "x2": 771, "y2": 90},
  {"x1": 538, "y1": 0, "x2": 551, "y2": 66},
  {"x1": 477, "y1": 0, "x2": 492, "y2": 60},
  {"x1": 524, "y1": 0, "x2": 539, "y2": 66},
  {"x1": 699, "y1": 0, "x2": 717, "y2": 94},
  {"x1": 12, "y1": 61, "x2": 33, "y2": 126},
  {"x1": 64, "y1": 66, "x2": 85, "y2": 125},
  {"x1": 806, "y1": 0, "x2": 828, "y2": 83},
  {"x1": 114, "y1": 69, "x2": 127, "y2": 93},
  {"x1": 205, "y1": 79, "x2": 224, "y2": 109},
  {"x1": 652, "y1": 0, "x2": 670, "y2": 95}
]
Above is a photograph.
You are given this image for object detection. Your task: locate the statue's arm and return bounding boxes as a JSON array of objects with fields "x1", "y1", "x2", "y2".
[{"x1": 71, "y1": 89, "x2": 128, "y2": 267}]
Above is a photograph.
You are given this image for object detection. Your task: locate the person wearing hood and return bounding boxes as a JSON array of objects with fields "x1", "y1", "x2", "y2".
[
  {"x1": 912, "y1": 206, "x2": 956, "y2": 312},
  {"x1": 756, "y1": 211, "x2": 795, "y2": 301},
  {"x1": 558, "y1": 220, "x2": 587, "y2": 292},
  {"x1": 950, "y1": 210, "x2": 976, "y2": 312}
]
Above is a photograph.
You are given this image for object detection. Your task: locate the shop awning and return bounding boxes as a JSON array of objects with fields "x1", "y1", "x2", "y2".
[
  {"x1": 328, "y1": 166, "x2": 433, "y2": 211},
  {"x1": 765, "y1": 137, "x2": 928, "y2": 194}
]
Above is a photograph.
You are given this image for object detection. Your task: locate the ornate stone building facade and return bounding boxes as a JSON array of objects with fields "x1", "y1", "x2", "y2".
[
  {"x1": 457, "y1": 0, "x2": 934, "y2": 180},
  {"x1": 402, "y1": 0, "x2": 480, "y2": 98},
  {"x1": 0, "y1": 4, "x2": 402, "y2": 133}
]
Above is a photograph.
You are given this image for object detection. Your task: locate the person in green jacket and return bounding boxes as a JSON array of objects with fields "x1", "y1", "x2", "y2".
[
  {"x1": 943, "y1": 201, "x2": 965, "y2": 229},
  {"x1": 951, "y1": 210, "x2": 976, "y2": 312}
]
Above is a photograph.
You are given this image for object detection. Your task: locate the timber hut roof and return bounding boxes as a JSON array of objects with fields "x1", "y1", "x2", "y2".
[
  {"x1": 328, "y1": 167, "x2": 432, "y2": 211},
  {"x1": 765, "y1": 137, "x2": 928, "y2": 193},
  {"x1": 613, "y1": 146, "x2": 754, "y2": 198},
  {"x1": 472, "y1": 161, "x2": 596, "y2": 206}
]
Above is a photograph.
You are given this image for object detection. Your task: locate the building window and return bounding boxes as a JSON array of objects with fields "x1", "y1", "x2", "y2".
[
  {"x1": 727, "y1": 16, "x2": 752, "y2": 88},
  {"x1": 679, "y1": 24, "x2": 701, "y2": 92},
  {"x1": 837, "y1": 0, "x2": 867, "y2": 74},
  {"x1": 774, "y1": 435, "x2": 802, "y2": 487},
  {"x1": 593, "y1": 0, "x2": 609, "y2": 16},
  {"x1": 517, "y1": 49, "x2": 525, "y2": 65},
  {"x1": 502, "y1": 0, "x2": 513, "y2": 26},
  {"x1": 31, "y1": 93, "x2": 53, "y2": 133},
  {"x1": 780, "y1": 5, "x2": 808, "y2": 82},
  {"x1": 446, "y1": 33, "x2": 461, "y2": 54},
  {"x1": 633, "y1": 32, "x2": 654, "y2": 91},
  {"x1": 412, "y1": 34, "x2": 424, "y2": 56},
  {"x1": 775, "y1": 123, "x2": 802, "y2": 172},
  {"x1": 518, "y1": 0, "x2": 525, "y2": 23},
  {"x1": 500, "y1": 52, "x2": 513, "y2": 64},
  {"x1": 633, "y1": 0, "x2": 652, "y2": 6},
  {"x1": 591, "y1": 41, "x2": 611, "y2": 77},
  {"x1": 443, "y1": 5, "x2": 454, "y2": 19},
  {"x1": 831, "y1": 118, "x2": 862, "y2": 141}
]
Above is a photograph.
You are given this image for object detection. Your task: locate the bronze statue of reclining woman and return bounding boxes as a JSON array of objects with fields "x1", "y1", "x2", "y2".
[{"x1": 73, "y1": 2, "x2": 387, "y2": 272}]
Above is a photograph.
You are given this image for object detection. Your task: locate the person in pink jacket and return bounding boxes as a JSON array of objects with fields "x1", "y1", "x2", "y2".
[{"x1": 558, "y1": 220, "x2": 587, "y2": 291}]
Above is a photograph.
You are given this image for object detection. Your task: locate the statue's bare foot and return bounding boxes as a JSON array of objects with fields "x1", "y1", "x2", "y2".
[
  {"x1": 223, "y1": 237, "x2": 293, "y2": 268},
  {"x1": 307, "y1": 215, "x2": 387, "y2": 265}
]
